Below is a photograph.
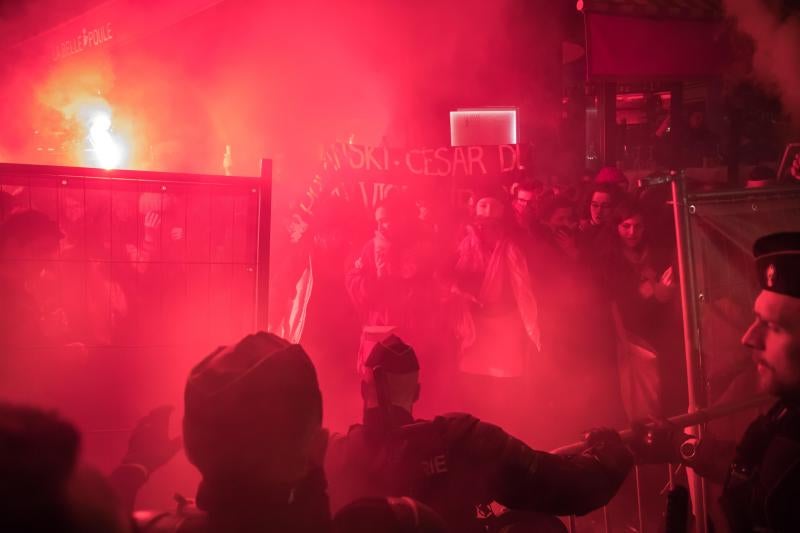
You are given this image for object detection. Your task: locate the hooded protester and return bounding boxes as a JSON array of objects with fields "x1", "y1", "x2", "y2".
[
  {"x1": 450, "y1": 187, "x2": 540, "y2": 380},
  {"x1": 0, "y1": 210, "x2": 64, "y2": 348},
  {"x1": 139, "y1": 332, "x2": 331, "y2": 533},
  {"x1": 447, "y1": 186, "x2": 540, "y2": 433},
  {"x1": 594, "y1": 166, "x2": 629, "y2": 193},
  {"x1": 345, "y1": 193, "x2": 442, "y2": 384}
]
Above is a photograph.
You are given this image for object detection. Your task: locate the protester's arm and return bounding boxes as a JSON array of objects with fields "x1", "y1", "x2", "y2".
[
  {"x1": 109, "y1": 464, "x2": 149, "y2": 514},
  {"x1": 652, "y1": 265, "x2": 676, "y2": 303},
  {"x1": 345, "y1": 242, "x2": 381, "y2": 310},
  {"x1": 109, "y1": 406, "x2": 182, "y2": 513}
]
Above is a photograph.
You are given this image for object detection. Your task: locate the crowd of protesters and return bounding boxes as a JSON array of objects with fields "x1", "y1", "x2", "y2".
[
  {"x1": 283, "y1": 165, "x2": 690, "y2": 443},
  {"x1": 1, "y1": 161, "x2": 797, "y2": 532}
]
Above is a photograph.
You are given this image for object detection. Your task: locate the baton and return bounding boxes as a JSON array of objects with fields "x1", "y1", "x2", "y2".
[{"x1": 550, "y1": 395, "x2": 771, "y2": 455}]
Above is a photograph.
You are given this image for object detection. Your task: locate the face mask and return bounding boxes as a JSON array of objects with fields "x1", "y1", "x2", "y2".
[{"x1": 475, "y1": 216, "x2": 502, "y2": 233}]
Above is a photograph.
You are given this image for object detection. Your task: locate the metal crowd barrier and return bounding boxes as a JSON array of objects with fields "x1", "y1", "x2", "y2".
[
  {"x1": 0, "y1": 160, "x2": 272, "y2": 348},
  {"x1": 553, "y1": 179, "x2": 800, "y2": 533}
]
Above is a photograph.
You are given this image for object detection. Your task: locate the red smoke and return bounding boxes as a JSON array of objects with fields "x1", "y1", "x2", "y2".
[{"x1": 723, "y1": 0, "x2": 800, "y2": 127}]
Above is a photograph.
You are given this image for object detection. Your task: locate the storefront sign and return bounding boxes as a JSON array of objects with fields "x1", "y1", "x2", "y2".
[{"x1": 53, "y1": 23, "x2": 114, "y2": 61}]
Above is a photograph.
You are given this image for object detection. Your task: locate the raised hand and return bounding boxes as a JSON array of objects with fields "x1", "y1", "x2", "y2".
[{"x1": 122, "y1": 405, "x2": 182, "y2": 475}]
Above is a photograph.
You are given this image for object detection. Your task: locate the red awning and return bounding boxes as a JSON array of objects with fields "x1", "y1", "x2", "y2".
[
  {"x1": 580, "y1": 0, "x2": 728, "y2": 79},
  {"x1": 579, "y1": 0, "x2": 722, "y2": 20},
  {"x1": 585, "y1": 13, "x2": 728, "y2": 79}
]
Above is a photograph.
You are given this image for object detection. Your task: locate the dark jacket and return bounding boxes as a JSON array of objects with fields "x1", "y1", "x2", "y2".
[
  {"x1": 134, "y1": 468, "x2": 331, "y2": 533},
  {"x1": 720, "y1": 400, "x2": 800, "y2": 533},
  {"x1": 326, "y1": 409, "x2": 632, "y2": 532}
]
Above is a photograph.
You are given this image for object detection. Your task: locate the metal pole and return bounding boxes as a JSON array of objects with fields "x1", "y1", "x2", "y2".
[
  {"x1": 550, "y1": 394, "x2": 769, "y2": 455},
  {"x1": 255, "y1": 159, "x2": 272, "y2": 331},
  {"x1": 602, "y1": 82, "x2": 616, "y2": 166},
  {"x1": 668, "y1": 463, "x2": 675, "y2": 492},
  {"x1": 635, "y1": 465, "x2": 645, "y2": 533},
  {"x1": 669, "y1": 83, "x2": 684, "y2": 169},
  {"x1": 671, "y1": 176, "x2": 707, "y2": 533}
]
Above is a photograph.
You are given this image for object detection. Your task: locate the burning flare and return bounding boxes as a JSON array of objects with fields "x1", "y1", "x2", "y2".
[{"x1": 87, "y1": 111, "x2": 124, "y2": 170}]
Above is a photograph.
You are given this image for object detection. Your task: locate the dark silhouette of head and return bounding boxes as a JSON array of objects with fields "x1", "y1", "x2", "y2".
[
  {"x1": 0, "y1": 403, "x2": 129, "y2": 533},
  {"x1": 610, "y1": 199, "x2": 647, "y2": 251},
  {"x1": 361, "y1": 335, "x2": 420, "y2": 415},
  {"x1": 184, "y1": 332, "x2": 324, "y2": 489},
  {"x1": 742, "y1": 233, "x2": 800, "y2": 400},
  {"x1": 0, "y1": 210, "x2": 63, "y2": 284}
]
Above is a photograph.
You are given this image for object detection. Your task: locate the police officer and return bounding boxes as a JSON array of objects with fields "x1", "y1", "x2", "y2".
[
  {"x1": 325, "y1": 335, "x2": 633, "y2": 532},
  {"x1": 721, "y1": 232, "x2": 800, "y2": 531},
  {"x1": 637, "y1": 232, "x2": 800, "y2": 532}
]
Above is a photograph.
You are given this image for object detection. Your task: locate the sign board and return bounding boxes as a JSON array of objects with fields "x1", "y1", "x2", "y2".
[
  {"x1": 321, "y1": 142, "x2": 523, "y2": 183},
  {"x1": 9, "y1": 0, "x2": 224, "y2": 63},
  {"x1": 295, "y1": 142, "x2": 526, "y2": 217}
]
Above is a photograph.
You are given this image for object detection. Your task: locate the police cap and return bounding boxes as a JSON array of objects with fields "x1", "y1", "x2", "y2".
[
  {"x1": 364, "y1": 335, "x2": 419, "y2": 374},
  {"x1": 754, "y1": 232, "x2": 800, "y2": 299}
]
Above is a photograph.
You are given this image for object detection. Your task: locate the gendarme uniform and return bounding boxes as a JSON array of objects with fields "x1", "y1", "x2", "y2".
[
  {"x1": 326, "y1": 336, "x2": 632, "y2": 532},
  {"x1": 720, "y1": 233, "x2": 800, "y2": 532}
]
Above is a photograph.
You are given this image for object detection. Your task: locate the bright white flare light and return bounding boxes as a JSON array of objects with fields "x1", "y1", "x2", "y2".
[{"x1": 88, "y1": 113, "x2": 123, "y2": 170}]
